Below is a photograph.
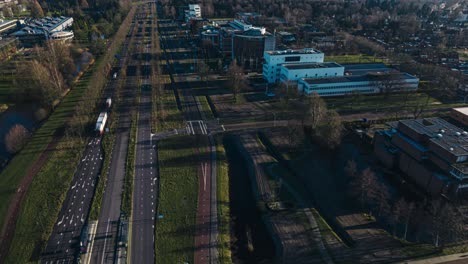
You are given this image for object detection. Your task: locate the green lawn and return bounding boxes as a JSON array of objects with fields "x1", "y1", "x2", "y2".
[
  {"x1": 0, "y1": 77, "x2": 13, "y2": 104},
  {"x1": 216, "y1": 136, "x2": 232, "y2": 264},
  {"x1": 5, "y1": 135, "x2": 86, "y2": 263},
  {"x1": 153, "y1": 85, "x2": 184, "y2": 132},
  {"x1": 0, "y1": 65, "x2": 94, "y2": 233},
  {"x1": 155, "y1": 135, "x2": 200, "y2": 263},
  {"x1": 324, "y1": 54, "x2": 384, "y2": 64},
  {"x1": 197, "y1": 95, "x2": 215, "y2": 119}
]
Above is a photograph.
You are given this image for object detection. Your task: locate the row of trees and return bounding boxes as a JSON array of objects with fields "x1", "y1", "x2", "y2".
[
  {"x1": 345, "y1": 160, "x2": 466, "y2": 247},
  {"x1": 13, "y1": 41, "x2": 86, "y2": 109}
]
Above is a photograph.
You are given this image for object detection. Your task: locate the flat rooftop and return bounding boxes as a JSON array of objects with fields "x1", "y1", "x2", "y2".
[
  {"x1": 452, "y1": 107, "x2": 468, "y2": 116},
  {"x1": 266, "y1": 48, "x2": 322, "y2": 56},
  {"x1": 344, "y1": 63, "x2": 392, "y2": 75},
  {"x1": 283, "y1": 62, "x2": 343, "y2": 70},
  {"x1": 301, "y1": 72, "x2": 417, "y2": 85},
  {"x1": 396, "y1": 118, "x2": 468, "y2": 157}
]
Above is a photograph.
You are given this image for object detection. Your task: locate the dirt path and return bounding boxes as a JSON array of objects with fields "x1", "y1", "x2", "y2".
[{"x1": 0, "y1": 132, "x2": 61, "y2": 262}]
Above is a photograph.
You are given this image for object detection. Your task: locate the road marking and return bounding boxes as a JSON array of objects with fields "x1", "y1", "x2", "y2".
[
  {"x1": 101, "y1": 218, "x2": 111, "y2": 264},
  {"x1": 57, "y1": 215, "x2": 64, "y2": 226},
  {"x1": 189, "y1": 121, "x2": 195, "y2": 135},
  {"x1": 202, "y1": 163, "x2": 207, "y2": 191}
]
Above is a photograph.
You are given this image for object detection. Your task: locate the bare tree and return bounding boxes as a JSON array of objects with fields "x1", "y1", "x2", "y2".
[
  {"x1": 317, "y1": 109, "x2": 342, "y2": 149},
  {"x1": 371, "y1": 72, "x2": 403, "y2": 96},
  {"x1": 350, "y1": 167, "x2": 378, "y2": 213},
  {"x1": 305, "y1": 92, "x2": 327, "y2": 131},
  {"x1": 227, "y1": 60, "x2": 245, "y2": 102},
  {"x1": 401, "y1": 200, "x2": 415, "y2": 240},
  {"x1": 344, "y1": 159, "x2": 358, "y2": 179},
  {"x1": 196, "y1": 60, "x2": 210, "y2": 83},
  {"x1": 5, "y1": 124, "x2": 30, "y2": 154},
  {"x1": 30, "y1": 0, "x2": 44, "y2": 18}
]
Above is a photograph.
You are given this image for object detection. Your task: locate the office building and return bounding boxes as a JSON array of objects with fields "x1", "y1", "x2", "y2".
[
  {"x1": 0, "y1": 19, "x2": 17, "y2": 34},
  {"x1": 13, "y1": 16, "x2": 73, "y2": 46},
  {"x1": 374, "y1": 118, "x2": 468, "y2": 196},
  {"x1": 185, "y1": 4, "x2": 201, "y2": 22},
  {"x1": 297, "y1": 72, "x2": 419, "y2": 97},
  {"x1": 279, "y1": 62, "x2": 344, "y2": 83},
  {"x1": 232, "y1": 27, "x2": 275, "y2": 69},
  {"x1": 451, "y1": 107, "x2": 468, "y2": 127},
  {"x1": 263, "y1": 48, "x2": 325, "y2": 83}
]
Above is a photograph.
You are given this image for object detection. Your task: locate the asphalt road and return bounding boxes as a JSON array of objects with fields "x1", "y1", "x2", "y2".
[
  {"x1": 90, "y1": 26, "x2": 137, "y2": 264},
  {"x1": 41, "y1": 137, "x2": 103, "y2": 264},
  {"x1": 130, "y1": 3, "x2": 158, "y2": 263}
]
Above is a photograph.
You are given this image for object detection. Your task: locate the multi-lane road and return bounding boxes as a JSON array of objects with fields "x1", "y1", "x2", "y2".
[
  {"x1": 41, "y1": 137, "x2": 103, "y2": 264},
  {"x1": 130, "y1": 8, "x2": 158, "y2": 261},
  {"x1": 89, "y1": 14, "x2": 138, "y2": 264}
]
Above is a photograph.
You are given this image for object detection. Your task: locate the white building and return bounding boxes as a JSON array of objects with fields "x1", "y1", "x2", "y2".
[
  {"x1": 185, "y1": 4, "x2": 201, "y2": 22},
  {"x1": 263, "y1": 48, "x2": 324, "y2": 83},
  {"x1": 297, "y1": 73, "x2": 419, "y2": 97},
  {"x1": 279, "y1": 62, "x2": 344, "y2": 83}
]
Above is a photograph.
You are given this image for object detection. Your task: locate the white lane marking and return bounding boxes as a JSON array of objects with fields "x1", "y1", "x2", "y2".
[
  {"x1": 202, "y1": 163, "x2": 207, "y2": 191},
  {"x1": 189, "y1": 121, "x2": 195, "y2": 135},
  {"x1": 203, "y1": 122, "x2": 208, "y2": 134},
  {"x1": 57, "y1": 215, "x2": 64, "y2": 226},
  {"x1": 101, "y1": 218, "x2": 111, "y2": 264}
]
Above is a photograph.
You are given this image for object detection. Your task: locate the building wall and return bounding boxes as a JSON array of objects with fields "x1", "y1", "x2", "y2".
[
  {"x1": 263, "y1": 50, "x2": 324, "y2": 83},
  {"x1": 279, "y1": 65, "x2": 344, "y2": 83},
  {"x1": 451, "y1": 109, "x2": 468, "y2": 127},
  {"x1": 298, "y1": 77, "x2": 418, "y2": 97},
  {"x1": 233, "y1": 35, "x2": 266, "y2": 69},
  {"x1": 391, "y1": 134, "x2": 426, "y2": 161}
]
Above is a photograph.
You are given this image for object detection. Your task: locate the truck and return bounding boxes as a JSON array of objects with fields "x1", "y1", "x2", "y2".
[
  {"x1": 106, "y1": 98, "x2": 112, "y2": 108},
  {"x1": 95, "y1": 112, "x2": 108, "y2": 135}
]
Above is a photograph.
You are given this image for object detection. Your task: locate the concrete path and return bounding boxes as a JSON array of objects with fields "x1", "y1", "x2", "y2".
[{"x1": 399, "y1": 253, "x2": 468, "y2": 264}]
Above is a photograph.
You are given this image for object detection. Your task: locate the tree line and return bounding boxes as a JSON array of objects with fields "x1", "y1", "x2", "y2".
[{"x1": 345, "y1": 160, "x2": 467, "y2": 247}]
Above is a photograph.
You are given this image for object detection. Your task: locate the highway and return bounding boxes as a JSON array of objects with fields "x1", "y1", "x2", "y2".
[
  {"x1": 130, "y1": 2, "x2": 158, "y2": 263},
  {"x1": 89, "y1": 10, "x2": 138, "y2": 264},
  {"x1": 40, "y1": 137, "x2": 103, "y2": 264}
]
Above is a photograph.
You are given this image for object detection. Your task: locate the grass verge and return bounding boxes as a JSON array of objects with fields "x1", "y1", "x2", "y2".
[
  {"x1": 215, "y1": 136, "x2": 232, "y2": 263},
  {"x1": 197, "y1": 95, "x2": 215, "y2": 119},
  {"x1": 5, "y1": 135, "x2": 86, "y2": 263},
  {"x1": 155, "y1": 135, "x2": 199, "y2": 263},
  {"x1": 0, "y1": 63, "x2": 95, "y2": 233},
  {"x1": 122, "y1": 107, "x2": 137, "y2": 216}
]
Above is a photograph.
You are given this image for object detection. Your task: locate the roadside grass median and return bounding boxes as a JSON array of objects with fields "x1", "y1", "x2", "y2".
[
  {"x1": 155, "y1": 135, "x2": 199, "y2": 263},
  {"x1": 153, "y1": 82, "x2": 184, "y2": 132},
  {"x1": 122, "y1": 107, "x2": 138, "y2": 216},
  {"x1": 197, "y1": 95, "x2": 215, "y2": 120},
  {"x1": 216, "y1": 136, "x2": 232, "y2": 264}
]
